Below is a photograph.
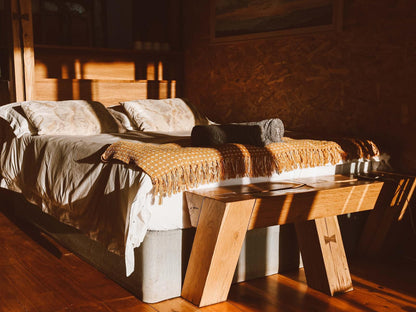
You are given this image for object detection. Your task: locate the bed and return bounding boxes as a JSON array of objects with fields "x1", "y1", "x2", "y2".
[{"x1": 0, "y1": 98, "x2": 384, "y2": 303}]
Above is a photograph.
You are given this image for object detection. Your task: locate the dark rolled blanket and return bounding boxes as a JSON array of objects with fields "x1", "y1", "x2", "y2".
[{"x1": 191, "y1": 118, "x2": 284, "y2": 147}]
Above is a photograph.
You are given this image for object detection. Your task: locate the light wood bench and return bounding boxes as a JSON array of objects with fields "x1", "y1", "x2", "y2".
[{"x1": 181, "y1": 174, "x2": 384, "y2": 307}]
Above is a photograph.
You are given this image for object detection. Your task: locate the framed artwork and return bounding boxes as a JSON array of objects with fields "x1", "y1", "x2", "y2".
[{"x1": 211, "y1": 0, "x2": 343, "y2": 43}]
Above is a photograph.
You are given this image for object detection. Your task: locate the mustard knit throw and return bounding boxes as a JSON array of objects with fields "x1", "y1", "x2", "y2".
[{"x1": 101, "y1": 137, "x2": 371, "y2": 198}]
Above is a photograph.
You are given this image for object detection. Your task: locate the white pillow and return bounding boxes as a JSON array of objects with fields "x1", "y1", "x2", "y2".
[
  {"x1": 121, "y1": 98, "x2": 200, "y2": 132},
  {"x1": 21, "y1": 100, "x2": 124, "y2": 135},
  {"x1": 107, "y1": 106, "x2": 138, "y2": 131},
  {"x1": 0, "y1": 102, "x2": 36, "y2": 137}
]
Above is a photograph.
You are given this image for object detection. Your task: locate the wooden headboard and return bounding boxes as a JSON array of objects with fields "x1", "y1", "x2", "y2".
[{"x1": 33, "y1": 45, "x2": 182, "y2": 107}]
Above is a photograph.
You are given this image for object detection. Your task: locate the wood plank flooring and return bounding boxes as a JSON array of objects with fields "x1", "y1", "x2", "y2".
[{"x1": 1, "y1": 204, "x2": 416, "y2": 312}]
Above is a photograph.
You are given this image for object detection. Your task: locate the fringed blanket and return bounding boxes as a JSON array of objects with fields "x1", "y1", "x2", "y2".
[{"x1": 101, "y1": 137, "x2": 378, "y2": 198}]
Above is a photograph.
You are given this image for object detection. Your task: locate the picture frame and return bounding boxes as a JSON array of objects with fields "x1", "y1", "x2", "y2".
[{"x1": 211, "y1": 0, "x2": 343, "y2": 43}]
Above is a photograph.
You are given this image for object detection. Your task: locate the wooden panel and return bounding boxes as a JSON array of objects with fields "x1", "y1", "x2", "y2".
[
  {"x1": 83, "y1": 62, "x2": 135, "y2": 80},
  {"x1": 34, "y1": 45, "x2": 183, "y2": 80},
  {"x1": 35, "y1": 60, "x2": 136, "y2": 80},
  {"x1": 32, "y1": 44, "x2": 183, "y2": 103},
  {"x1": 295, "y1": 216, "x2": 353, "y2": 296},
  {"x1": 91, "y1": 80, "x2": 145, "y2": 105},
  {"x1": 34, "y1": 78, "x2": 175, "y2": 106},
  {"x1": 181, "y1": 197, "x2": 255, "y2": 307}
]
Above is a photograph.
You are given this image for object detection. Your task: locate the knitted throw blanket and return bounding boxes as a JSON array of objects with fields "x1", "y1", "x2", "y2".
[{"x1": 101, "y1": 137, "x2": 366, "y2": 198}]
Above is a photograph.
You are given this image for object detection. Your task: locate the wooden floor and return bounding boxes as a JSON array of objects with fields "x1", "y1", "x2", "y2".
[{"x1": 1, "y1": 205, "x2": 416, "y2": 312}]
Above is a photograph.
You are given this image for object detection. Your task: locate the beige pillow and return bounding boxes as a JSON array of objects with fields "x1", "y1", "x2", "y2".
[
  {"x1": 21, "y1": 100, "x2": 124, "y2": 135},
  {"x1": 0, "y1": 102, "x2": 37, "y2": 137},
  {"x1": 121, "y1": 98, "x2": 204, "y2": 132},
  {"x1": 107, "y1": 106, "x2": 138, "y2": 131}
]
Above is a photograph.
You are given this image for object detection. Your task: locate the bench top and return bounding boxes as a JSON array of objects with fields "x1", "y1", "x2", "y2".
[{"x1": 185, "y1": 174, "x2": 384, "y2": 229}]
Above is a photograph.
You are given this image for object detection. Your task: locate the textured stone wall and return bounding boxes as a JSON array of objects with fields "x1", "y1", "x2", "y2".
[{"x1": 183, "y1": 0, "x2": 416, "y2": 171}]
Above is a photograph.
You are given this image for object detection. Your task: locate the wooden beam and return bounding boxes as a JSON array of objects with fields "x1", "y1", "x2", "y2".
[
  {"x1": 18, "y1": 0, "x2": 34, "y2": 100},
  {"x1": 9, "y1": 0, "x2": 24, "y2": 102},
  {"x1": 8, "y1": 0, "x2": 34, "y2": 101}
]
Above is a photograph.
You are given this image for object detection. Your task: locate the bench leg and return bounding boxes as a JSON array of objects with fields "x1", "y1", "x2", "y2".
[
  {"x1": 181, "y1": 197, "x2": 255, "y2": 307},
  {"x1": 295, "y1": 216, "x2": 353, "y2": 296},
  {"x1": 358, "y1": 177, "x2": 416, "y2": 257}
]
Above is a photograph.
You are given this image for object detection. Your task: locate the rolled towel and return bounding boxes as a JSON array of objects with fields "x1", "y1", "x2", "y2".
[{"x1": 191, "y1": 118, "x2": 284, "y2": 147}]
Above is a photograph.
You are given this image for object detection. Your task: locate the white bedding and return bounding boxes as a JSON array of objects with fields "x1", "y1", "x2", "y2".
[{"x1": 0, "y1": 130, "x2": 379, "y2": 276}]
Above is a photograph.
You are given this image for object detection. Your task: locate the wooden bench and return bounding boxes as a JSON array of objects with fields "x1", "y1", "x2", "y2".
[{"x1": 181, "y1": 174, "x2": 384, "y2": 307}]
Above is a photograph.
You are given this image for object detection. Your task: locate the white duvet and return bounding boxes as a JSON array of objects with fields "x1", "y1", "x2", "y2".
[{"x1": 0, "y1": 130, "x2": 378, "y2": 276}]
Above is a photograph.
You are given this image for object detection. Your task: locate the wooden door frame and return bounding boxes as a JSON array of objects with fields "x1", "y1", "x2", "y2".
[{"x1": 8, "y1": 0, "x2": 34, "y2": 102}]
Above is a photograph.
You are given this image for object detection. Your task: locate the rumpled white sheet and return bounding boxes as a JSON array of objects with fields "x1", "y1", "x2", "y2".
[
  {"x1": 0, "y1": 131, "x2": 193, "y2": 275},
  {"x1": 0, "y1": 130, "x2": 378, "y2": 276}
]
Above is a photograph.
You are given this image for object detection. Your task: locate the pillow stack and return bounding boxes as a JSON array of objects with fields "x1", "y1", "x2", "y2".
[{"x1": 0, "y1": 98, "x2": 207, "y2": 136}]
